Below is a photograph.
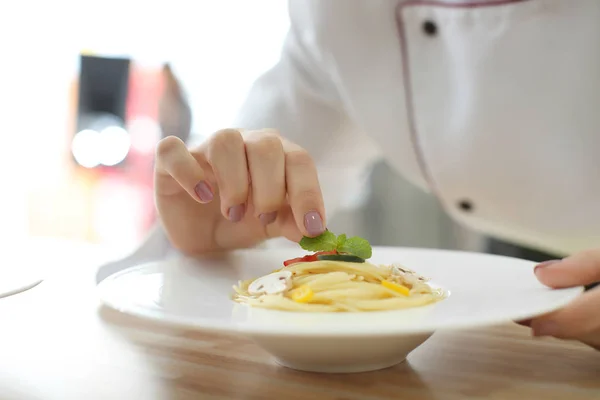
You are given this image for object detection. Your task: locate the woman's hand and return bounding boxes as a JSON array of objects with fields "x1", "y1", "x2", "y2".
[
  {"x1": 154, "y1": 129, "x2": 327, "y2": 256},
  {"x1": 527, "y1": 249, "x2": 600, "y2": 350}
]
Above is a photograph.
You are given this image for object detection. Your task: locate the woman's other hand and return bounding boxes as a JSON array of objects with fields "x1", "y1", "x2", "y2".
[{"x1": 527, "y1": 250, "x2": 600, "y2": 350}]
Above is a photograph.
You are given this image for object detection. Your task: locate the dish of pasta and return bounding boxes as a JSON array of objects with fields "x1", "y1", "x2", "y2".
[{"x1": 233, "y1": 230, "x2": 445, "y2": 312}]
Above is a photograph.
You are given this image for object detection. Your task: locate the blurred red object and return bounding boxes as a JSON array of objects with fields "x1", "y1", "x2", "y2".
[{"x1": 30, "y1": 56, "x2": 165, "y2": 249}]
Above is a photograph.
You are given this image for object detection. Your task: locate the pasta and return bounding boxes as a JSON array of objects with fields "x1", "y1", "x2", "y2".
[{"x1": 232, "y1": 259, "x2": 444, "y2": 312}]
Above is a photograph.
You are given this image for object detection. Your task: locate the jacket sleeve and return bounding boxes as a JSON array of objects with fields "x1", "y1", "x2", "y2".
[{"x1": 96, "y1": 3, "x2": 381, "y2": 283}]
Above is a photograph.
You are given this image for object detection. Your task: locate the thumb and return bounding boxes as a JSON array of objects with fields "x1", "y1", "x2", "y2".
[{"x1": 534, "y1": 249, "x2": 600, "y2": 288}]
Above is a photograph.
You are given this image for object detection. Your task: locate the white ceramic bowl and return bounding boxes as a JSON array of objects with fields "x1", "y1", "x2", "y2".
[{"x1": 96, "y1": 247, "x2": 582, "y2": 373}]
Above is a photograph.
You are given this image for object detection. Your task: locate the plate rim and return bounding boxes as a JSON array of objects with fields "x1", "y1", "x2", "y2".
[{"x1": 96, "y1": 247, "x2": 584, "y2": 337}]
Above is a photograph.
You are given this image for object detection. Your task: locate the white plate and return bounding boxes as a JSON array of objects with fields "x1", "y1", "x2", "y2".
[{"x1": 96, "y1": 247, "x2": 582, "y2": 373}]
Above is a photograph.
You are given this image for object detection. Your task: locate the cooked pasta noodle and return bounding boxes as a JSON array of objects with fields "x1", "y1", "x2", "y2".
[{"x1": 232, "y1": 260, "x2": 444, "y2": 312}]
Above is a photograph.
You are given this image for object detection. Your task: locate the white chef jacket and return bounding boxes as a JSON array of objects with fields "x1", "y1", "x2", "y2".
[{"x1": 97, "y1": 0, "x2": 600, "y2": 282}]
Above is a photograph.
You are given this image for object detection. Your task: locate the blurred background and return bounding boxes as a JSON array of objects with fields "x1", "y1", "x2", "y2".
[{"x1": 0, "y1": 0, "x2": 484, "y2": 260}]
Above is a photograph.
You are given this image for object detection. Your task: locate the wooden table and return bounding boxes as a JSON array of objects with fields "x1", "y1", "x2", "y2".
[{"x1": 1, "y1": 243, "x2": 598, "y2": 400}]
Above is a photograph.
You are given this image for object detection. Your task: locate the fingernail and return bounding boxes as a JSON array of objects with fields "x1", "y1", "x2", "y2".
[
  {"x1": 228, "y1": 204, "x2": 246, "y2": 223},
  {"x1": 259, "y1": 212, "x2": 277, "y2": 226},
  {"x1": 532, "y1": 321, "x2": 559, "y2": 337},
  {"x1": 304, "y1": 211, "x2": 324, "y2": 236},
  {"x1": 194, "y1": 181, "x2": 214, "y2": 203},
  {"x1": 534, "y1": 259, "x2": 561, "y2": 275}
]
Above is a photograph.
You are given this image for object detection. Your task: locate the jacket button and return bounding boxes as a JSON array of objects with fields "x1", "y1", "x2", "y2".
[
  {"x1": 458, "y1": 199, "x2": 474, "y2": 212},
  {"x1": 422, "y1": 20, "x2": 437, "y2": 36}
]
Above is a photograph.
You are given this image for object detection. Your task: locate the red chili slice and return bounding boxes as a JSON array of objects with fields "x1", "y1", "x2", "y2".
[
  {"x1": 283, "y1": 250, "x2": 337, "y2": 266},
  {"x1": 283, "y1": 257, "x2": 306, "y2": 267}
]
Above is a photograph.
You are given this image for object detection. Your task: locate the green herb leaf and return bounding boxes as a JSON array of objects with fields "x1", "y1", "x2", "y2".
[
  {"x1": 336, "y1": 234, "x2": 347, "y2": 248},
  {"x1": 299, "y1": 230, "x2": 338, "y2": 252},
  {"x1": 299, "y1": 230, "x2": 372, "y2": 259},
  {"x1": 338, "y1": 236, "x2": 372, "y2": 259}
]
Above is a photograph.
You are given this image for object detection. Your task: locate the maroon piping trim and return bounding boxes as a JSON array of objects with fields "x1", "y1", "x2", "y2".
[
  {"x1": 400, "y1": 0, "x2": 530, "y2": 9},
  {"x1": 394, "y1": 0, "x2": 532, "y2": 195}
]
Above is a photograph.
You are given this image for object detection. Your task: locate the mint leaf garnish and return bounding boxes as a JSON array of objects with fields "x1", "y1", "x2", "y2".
[
  {"x1": 338, "y1": 236, "x2": 372, "y2": 259},
  {"x1": 298, "y1": 230, "x2": 372, "y2": 259},
  {"x1": 299, "y1": 230, "x2": 338, "y2": 252},
  {"x1": 336, "y1": 234, "x2": 347, "y2": 248}
]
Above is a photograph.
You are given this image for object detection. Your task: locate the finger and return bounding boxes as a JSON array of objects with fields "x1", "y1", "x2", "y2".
[
  {"x1": 245, "y1": 130, "x2": 285, "y2": 225},
  {"x1": 155, "y1": 136, "x2": 214, "y2": 202},
  {"x1": 534, "y1": 249, "x2": 600, "y2": 288},
  {"x1": 205, "y1": 129, "x2": 249, "y2": 222},
  {"x1": 264, "y1": 205, "x2": 303, "y2": 243},
  {"x1": 282, "y1": 139, "x2": 326, "y2": 237},
  {"x1": 531, "y1": 286, "x2": 600, "y2": 339}
]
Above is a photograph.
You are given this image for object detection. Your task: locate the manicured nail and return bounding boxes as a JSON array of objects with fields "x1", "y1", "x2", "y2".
[
  {"x1": 534, "y1": 259, "x2": 560, "y2": 275},
  {"x1": 228, "y1": 204, "x2": 246, "y2": 223},
  {"x1": 532, "y1": 321, "x2": 559, "y2": 337},
  {"x1": 194, "y1": 181, "x2": 214, "y2": 203},
  {"x1": 259, "y1": 212, "x2": 277, "y2": 226},
  {"x1": 304, "y1": 211, "x2": 324, "y2": 236}
]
